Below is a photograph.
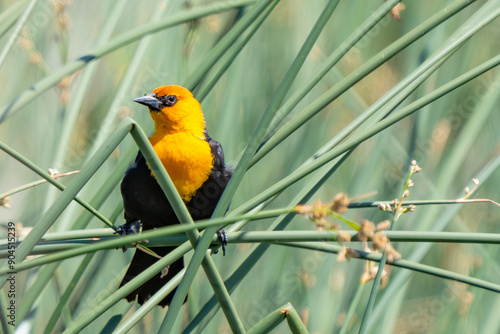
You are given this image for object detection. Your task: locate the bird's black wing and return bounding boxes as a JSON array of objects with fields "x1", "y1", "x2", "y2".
[{"x1": 205, "y1": 132, "x2": 232, "y2": 181}]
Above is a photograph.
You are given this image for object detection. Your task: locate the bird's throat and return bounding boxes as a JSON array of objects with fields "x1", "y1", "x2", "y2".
[{"x1": 149, "y1": 129, "x2": 213, "y2": 202}]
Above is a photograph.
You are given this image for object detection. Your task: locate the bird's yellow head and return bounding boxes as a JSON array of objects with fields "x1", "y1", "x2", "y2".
[
  {"x1": 133, "y1": 85, "x2": 214, "y2": 202},
  {"x1": 133, "y1": 85, "x2": 206, "y2": 132}
]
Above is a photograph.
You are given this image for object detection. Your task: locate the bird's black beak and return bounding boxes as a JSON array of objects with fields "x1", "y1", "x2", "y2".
[{"x1": 133, "y1": 94, "x2": 161, "y2": 111}]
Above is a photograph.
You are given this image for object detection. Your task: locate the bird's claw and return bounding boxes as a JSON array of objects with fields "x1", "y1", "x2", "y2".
[
  {"x1": 216, "y1": 229, "x2": 228, "y2": 256},
  {"x1": 115, "y1": 220, "x2": 141, "y2": 236},
  {"x1": 115, "y1": 220, "x2": 141, "y2": 251}
]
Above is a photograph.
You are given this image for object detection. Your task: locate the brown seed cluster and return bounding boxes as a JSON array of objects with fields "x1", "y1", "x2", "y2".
[
  {"x1": 296, "y1": 194, "x2": 351, "y2": 234},
  {"x1": 296, "y1": 161, "x2": 425, "y2": 285},
  {"x1": 390, "y1": 3, "x2": 406, "y2": 22}
]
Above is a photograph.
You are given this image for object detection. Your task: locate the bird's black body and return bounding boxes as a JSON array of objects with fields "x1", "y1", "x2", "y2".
[{"x1": 119, "y1": 134, "x2": 231, "y2": 307}]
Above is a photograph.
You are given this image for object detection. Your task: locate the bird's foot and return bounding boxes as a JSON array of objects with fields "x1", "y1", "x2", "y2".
[
  {"x1": 115, "y1": 220, "x2": 141, "y2": 251},
  {"x1": 216, "y1": 229, "x2": 228, "y2": 256},
  {"x1": 115, "y1": 219, "x2": 141, "y2": 236}
]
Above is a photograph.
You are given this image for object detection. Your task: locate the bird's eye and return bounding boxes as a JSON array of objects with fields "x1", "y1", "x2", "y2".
[{"x1": 165, "y1": 95, "x2": 177, "y2": 106}]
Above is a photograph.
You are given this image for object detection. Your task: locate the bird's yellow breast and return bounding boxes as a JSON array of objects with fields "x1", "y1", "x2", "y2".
[{"x1": 149, "y1": 130, "x2": 213, "y2": 202}]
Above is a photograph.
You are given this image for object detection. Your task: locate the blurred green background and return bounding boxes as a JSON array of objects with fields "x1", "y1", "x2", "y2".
[{"x1": 0, "y1": 0, "x2": 499, "y2": 333}]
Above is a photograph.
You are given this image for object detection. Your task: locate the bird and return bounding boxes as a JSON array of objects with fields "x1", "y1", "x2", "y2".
[{"x1": 118, "y1": 85, "x2": 232, "y2": 307}]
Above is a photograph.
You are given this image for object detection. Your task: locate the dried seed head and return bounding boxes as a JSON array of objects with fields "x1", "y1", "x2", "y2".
[
  {"x1": 331, "y1": 193, "x2": 350, "y2": 214},
  {"x1": 402, "y1": 189, "x2": 410, "y2": 198},
  {"x1": 372, "y1": 232, "x2": 388, "y2": 251},
  {"x1": 358, "y1": 220, "x2": 376, "y2": 242},
  {"x1": 360, "y1": 270, "x2": 371, "y2": 283},
  {"x1": 369, "y1": 264, "x2": 379, "y2": 278},
  {"x1": 295, "y1": 204, "x2": 312, "y2": 216},
  {"x1": 376, "y1": 220, "x2": 391, "y2": 231},
  {"x1": 401, "y1": 205, "x2": 416, "y2": 215},
  {"x1": 0, "y1": 197, "x2": 11, "y2": 209},
  {"x1": 407, "y1": 179, "x2": 414, "y2": 187},
  {"x1": 463, "y1": 178, "x2": 480, "y2": 199},
  {"x1": 337, "y1": 246, "x2": 347, "y2": 262},
  {"x1": 390, "y1": 3, "x2": 406, "y2": 22},
  {"x1": 379, "y1": 202, "x2": 393, "y2": 212},
  {"x1": 315, "y1": 218, "x2": 328, "y2": 232},
  {"x1": 337, "y1": 231, "x2": 351, "y2": 243},
  {"x1": 369, "y1": 265, "x2": 391, "y2": 285},
  {"x1": 312, "y1": 200, "x2": 326, "y2": 220},
  {"x1": 331, "y1": 223, "x2": 341, "y2": 231},
  {"x1": 379, "y1": 267, "x2": 390, "y2": 287},
  {"x1": 48, "y1": 168, "x2": 59, "y2": 177},
  {"x1": 385, "y1": 244, "x2": 402, "y2": 262},
  {"x1": 411, "y1": 160, "x2": 422, "y2": 173},
  {"x1": 345, "y1": 247, "x2": 360, "y2": 259}
]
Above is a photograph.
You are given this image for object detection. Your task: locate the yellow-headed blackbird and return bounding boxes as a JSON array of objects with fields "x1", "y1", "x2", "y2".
[{"x1": 118, "y1": 85, "x2": 232, "y2": 307}]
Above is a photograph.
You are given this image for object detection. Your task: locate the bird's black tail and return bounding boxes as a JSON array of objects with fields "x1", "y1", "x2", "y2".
[{"x1": 119, "y1": 246, "x2": 184, "y2": 307}]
